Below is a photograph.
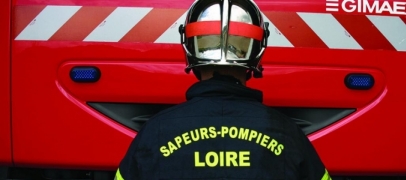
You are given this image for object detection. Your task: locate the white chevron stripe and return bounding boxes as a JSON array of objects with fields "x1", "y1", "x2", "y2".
[
  {"x1": 12, "y1": 4, "x2": 406, "y2": 53},
  {"x1": 298, "y1": 12, "x2": 363, "y2": 50},
  {"x1": 15, "y1": 6, "x2": 81, "y2": 41},
  {"x1": 262, "y1": 13, "x2": 294, "y2": 47},
  {"x1": 154, "y1": 10, "x2": 188, "y2": 43},
  {"x1": 84, "y1": 7, "x2": 152, "y2": 42},
  {"x1": 367, "y1": 15, "x2": 406, "y2": 52}
]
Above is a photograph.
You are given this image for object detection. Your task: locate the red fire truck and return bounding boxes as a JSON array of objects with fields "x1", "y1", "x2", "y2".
[{"x1": 1, "y1": 0, "x2": 406, "y2": 179}]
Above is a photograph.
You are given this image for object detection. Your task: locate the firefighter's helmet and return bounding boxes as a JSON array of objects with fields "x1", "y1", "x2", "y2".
[{"x1": 179, "y1": 0, "x2": 269, "y2": 78}]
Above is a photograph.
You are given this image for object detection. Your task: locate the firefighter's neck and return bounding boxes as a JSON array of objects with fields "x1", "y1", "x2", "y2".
[{"x1": 198, "y1": 66, "x2": 246, "y2": 86}]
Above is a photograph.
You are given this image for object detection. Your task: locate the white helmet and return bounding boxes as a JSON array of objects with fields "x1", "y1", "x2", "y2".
[{"x1": 179, "y1": 0, "x2": 269, "y2": 78}]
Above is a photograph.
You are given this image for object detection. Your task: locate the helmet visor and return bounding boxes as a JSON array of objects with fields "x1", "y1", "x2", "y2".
[{"x1": 195, "y1": 35, "x2": 252, "y2": 60}]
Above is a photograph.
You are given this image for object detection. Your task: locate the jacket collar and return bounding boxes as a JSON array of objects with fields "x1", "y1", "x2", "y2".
[{"x1": 186, "y1": 74, "x2": 263, "y2": 102}]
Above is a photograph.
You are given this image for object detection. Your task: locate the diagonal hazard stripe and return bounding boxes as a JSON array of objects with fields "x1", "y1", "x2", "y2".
[
  {"x1": 155, "y1": 10, "x2": 188, "y2": 43},
  {"x1": 120, "y1": 8, "x2": 186, "y2": 42},
  {"x1": 263, "y1": 12, "x2": 328, "y2": 49},
  {"x1": 15, "y1": 6, "x2": 81, "y2": 41},
  {"x1": 49, "y1": 6, "x2": 116, "y2": 41},
  {"x1": 261, "y1": 13, "x2": 293, "y2": 47},
  {"x1": 401, "y1": 16, "x2": 406, "y2": 25},
  {"x1": 333, "y1": 14, "x2": 395, "y2": 51},
  {"x1": 368, "y1": 15, "x2": 406, "y2": 52},
  {"x1": 13, "y1": 5, "x2": 46, "y2": 38},
  {"x1": 84, "y1": 7, "x2": 152, "y2": 42},
  {"x1": 298, "y1": 13, "x2": 362, "y2": 50},
  {"x1": 12, "y1": 5, "x2": 406, "y2": 52}
]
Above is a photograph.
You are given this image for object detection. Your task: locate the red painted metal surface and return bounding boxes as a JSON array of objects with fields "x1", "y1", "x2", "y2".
[
  {"x1": 0, "y1": 0, "x2": 12, "y2": 166},
  {"x1": 11, "y1": 42, "x2": 138, "y2": 169},
  {"x1": 307, "y1": 54, "x2": 406, "y2": 175},
  {"x1": 8, "y1": 0, "x2": 406, "y2": 176},
  {"x1": 59, "y1": 61, "x2": 385, "y2": 108}
]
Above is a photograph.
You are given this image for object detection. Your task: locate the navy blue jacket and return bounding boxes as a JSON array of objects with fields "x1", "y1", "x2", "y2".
[{"x1": 116, "y1": 74, "x2": 330, "y2": 180}]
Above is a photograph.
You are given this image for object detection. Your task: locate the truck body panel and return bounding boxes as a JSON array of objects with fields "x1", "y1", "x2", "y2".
[
  {"x1": 0, "y1": 0, "x2": 12, "y2": 166},
  {"x1": 5, "y1": 0, "x2": 406, "y2": 176}
]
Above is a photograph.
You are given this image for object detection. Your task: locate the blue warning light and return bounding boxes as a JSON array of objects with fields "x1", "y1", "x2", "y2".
[
  {"x1": 70, "y1": 67, "x2": 101, "y2": 83},
  {"x1": 345, "y1": 74, "x2": 374, "y2": 90}
]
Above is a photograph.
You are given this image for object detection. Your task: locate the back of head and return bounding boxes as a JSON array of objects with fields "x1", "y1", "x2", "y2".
[{"x1": 179, "y1": 0, "x2": 269, "y2": 80}]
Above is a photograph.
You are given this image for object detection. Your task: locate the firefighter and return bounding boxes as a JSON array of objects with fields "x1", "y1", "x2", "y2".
[{"x1": 115, "y1": 0, "x2": 331, "y2": 179}]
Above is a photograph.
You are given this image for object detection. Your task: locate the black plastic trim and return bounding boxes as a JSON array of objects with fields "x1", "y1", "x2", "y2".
[
  {"x1": 88, "y1": 102, "x2": 355, "y2": 134},
  {"x1": 273, "y1": 107, "x2": 355, "y2": 135},
  {"x1": 87, "y1": 103, "x2": 173, "y2": 131}
]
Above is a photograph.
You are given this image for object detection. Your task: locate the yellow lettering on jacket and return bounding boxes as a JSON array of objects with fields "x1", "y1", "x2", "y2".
[
  {"x1": 160, "y1": 126, "x2": 284, "y2": 157},
  {"x1": 194, "y1": 151, "x2": 250, "y2": 167}
]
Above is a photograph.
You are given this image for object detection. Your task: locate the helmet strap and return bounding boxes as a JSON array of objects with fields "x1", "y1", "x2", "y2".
[{"x1": 192, "y1": 68, "x2": 202, "y2": 80}]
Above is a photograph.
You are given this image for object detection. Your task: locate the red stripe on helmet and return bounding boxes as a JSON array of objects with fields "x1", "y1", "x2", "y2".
[
  {"x1": 185, "y1": 21, "x2": 263, "y2": 41},
  {"x1": 333, "y1": 14, "x2": 395, "y2": 51},
  {"x1": 229, "y1": 22, "x2": 264, "y2": 41},
  {"x1": 185, "y1": 21, "x2": 220, "y2": 37}
]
